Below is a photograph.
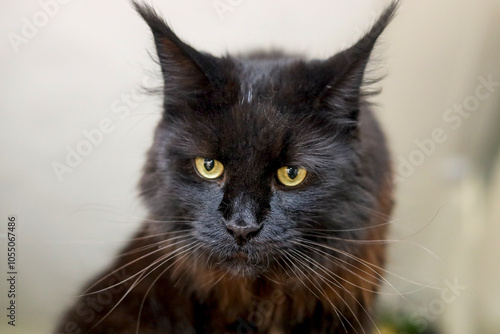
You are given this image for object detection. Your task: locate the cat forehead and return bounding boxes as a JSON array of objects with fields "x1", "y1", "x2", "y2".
[{"x1": 234, "y1": 56, "x2": 301, "y2": 104}]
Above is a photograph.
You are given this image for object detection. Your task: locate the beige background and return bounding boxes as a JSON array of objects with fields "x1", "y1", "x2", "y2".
[{"x1": 0, "y1": 0, "x2": 499, "y2": 333}]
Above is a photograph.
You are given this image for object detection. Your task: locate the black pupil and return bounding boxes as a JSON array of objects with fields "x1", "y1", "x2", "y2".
[
  {"x1": 286, "y1": 167, "x2": 298, "y2": 179},
  {"x1": 204, "y1": 159, "x2": 215, "y2": 172}
]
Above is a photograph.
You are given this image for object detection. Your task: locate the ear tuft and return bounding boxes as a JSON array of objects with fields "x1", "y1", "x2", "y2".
[
  {"x1": 133, "y1": 2, "x2": 221, "y2": 107},
  {"x1": 314, "y1": 1, "x2": 399, "y2": 120}
]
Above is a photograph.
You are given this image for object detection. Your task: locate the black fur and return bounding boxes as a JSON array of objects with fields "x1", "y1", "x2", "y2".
[{"x1": 56, "y1": 2, "x2": 397, "y2": 333}]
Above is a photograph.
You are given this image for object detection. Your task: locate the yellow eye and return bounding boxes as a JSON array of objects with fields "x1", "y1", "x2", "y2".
[
  {"x1": 195, "y1": 157, "x2": 224, "y2": 180},
  {"x1": 276, "y1": 166, "x2": 307, "y2": 187}
]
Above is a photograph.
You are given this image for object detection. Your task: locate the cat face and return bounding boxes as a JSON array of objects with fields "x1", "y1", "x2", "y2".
[{"x1": 136, "y1": 4, "x2": 395, "y2": 278}]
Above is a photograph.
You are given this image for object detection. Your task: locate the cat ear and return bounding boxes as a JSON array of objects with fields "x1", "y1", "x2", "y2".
[
  {"x1": 314, "y1": 2, "x2": 398, "y2": 120},
  {"x1": 134, "y1": 3, "x2": 221, "y2": 105}
]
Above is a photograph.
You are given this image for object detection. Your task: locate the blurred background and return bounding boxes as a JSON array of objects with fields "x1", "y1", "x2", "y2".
[{"x1": 0, "y1": 0, "x2": 499, "y2": 333}]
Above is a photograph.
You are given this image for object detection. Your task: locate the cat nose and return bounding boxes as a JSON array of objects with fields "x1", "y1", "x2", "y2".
[{"x1": 226, "y1": 224, "x2": 261, "y2": 245}]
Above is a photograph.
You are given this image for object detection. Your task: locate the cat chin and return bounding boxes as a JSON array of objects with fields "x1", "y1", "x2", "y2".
[
  {"x1": 214, "y1": 252, "x2": 267, "y2": 278},
  {"x1": 219, "y1": 260, "x2": 264, "y2": 279}
]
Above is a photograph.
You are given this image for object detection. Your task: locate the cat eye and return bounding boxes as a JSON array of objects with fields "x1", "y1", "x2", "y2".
[
  {"x1": 276, "y1": 166, "x2": 307, "y2": 187},
  {"x1": 195, "y1": 157, "x2": 224, "y2": 180}
]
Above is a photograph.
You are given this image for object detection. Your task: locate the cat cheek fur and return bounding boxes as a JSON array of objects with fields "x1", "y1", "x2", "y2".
[{"x1": 55, "y1": 2, "x2": 397, "y2": 333}]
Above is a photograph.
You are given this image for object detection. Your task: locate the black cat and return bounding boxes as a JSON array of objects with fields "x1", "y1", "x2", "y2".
[{"x1": 56, "y1": 2, "x2": 397, "y2": 333}]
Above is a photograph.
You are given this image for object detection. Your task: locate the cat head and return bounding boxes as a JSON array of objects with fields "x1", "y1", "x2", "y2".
[{"x1": 135, "y1": 2, "x2": 396, "y2": 278}]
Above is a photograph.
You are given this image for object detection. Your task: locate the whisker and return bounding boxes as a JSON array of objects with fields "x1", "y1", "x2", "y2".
[
  {"x1": 294, "y1": 238, "x2": 439, "y2": 290},
  {"x1": 136, "y1": 243, "x2": 203, "y2": 334},
  {"x1": 287, "y1": 249, "x2": 362, "y2": 334},
  {"x1": 88, "y1": 241, "x2": 195, "y2": 331},
  {"x1": 203, "y1": 270, "x2": 229, "y2": 292},
  {"x1": 299, "y1": 232, "x2": 443, "y2": 263},
  {"x1": 171, "y1": 244, "x2": 208, "y2": 287},
  {"x1": 293, "y1": 238, "x2": 403, "y2": 295},
  {"x1": 290, "y1": 248, "x2": 380, "y2": 334},
  {"x1": 280, "y1": 251, "x2": 351, "y2": 333},
  {"x1": 303, "y1": 243, "x2": 406, "y2": 298},
  {"x1": 90, "y1": 240, "x2": 200, "y2": 332},
  {"x1": 291, "y1": 245, "x2": 385, "y2": 294},
  {"x1": 128, "y1": 229, "x2": 195, "y2": 240},
  {"x1": 295, "y1": 217, "x2": 398, "y2": 233},
  {"x1": 81, "y1": 236, "x2": 195, "y2": 296},
  {"x1": 120, "y1": 232, "x2": 195, "y2": 257}
]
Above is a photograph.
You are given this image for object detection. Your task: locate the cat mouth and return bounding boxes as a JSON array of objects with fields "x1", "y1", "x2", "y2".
[
  {"x1": 232, "y1": 250, "x2": 249, "y2": 260},
  {"x1": 212, "y1": 248, "x2": 267, "y2": 277},
  {"x1": 224, "y1": 249, "x2": 253, "y2": 265}
]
